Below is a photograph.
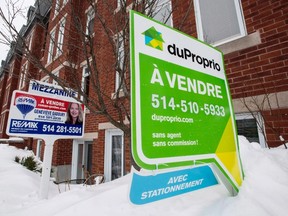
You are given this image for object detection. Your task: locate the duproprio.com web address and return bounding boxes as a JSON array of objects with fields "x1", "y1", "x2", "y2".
[{"x1": 151, "y1": 114, "x2": 194, "y2": 123}]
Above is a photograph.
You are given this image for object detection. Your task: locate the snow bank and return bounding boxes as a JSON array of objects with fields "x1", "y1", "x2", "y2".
[{"x1": 1, "y1": 136, "x2": 288, "y2": 216}]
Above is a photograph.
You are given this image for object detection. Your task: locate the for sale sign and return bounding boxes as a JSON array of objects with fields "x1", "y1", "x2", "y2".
[
  {"x1": 130, "y1": 11, "x2": 243, "y2": 193},
  {"x1": 6, "y1": 84, "x2": 85, "y2": 199},
  {"x1": 6, "y1": 90, "x2": 84, "y2": 139}
]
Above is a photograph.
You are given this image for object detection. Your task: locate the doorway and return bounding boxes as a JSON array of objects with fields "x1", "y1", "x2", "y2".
[{"x1": 71, "y1": 140, "x2": 93, "y2": 181}]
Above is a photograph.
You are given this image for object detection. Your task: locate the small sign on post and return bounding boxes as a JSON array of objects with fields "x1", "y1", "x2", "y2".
[
  {"x1": 6, "y1": 87, "x2": 85, "y2": 199},
  {"x1": 7, "y1": 91, "x2": 84, "y2": 137},
  {"x1": 130, "y1": 165, "x2": 218, "y2": 205}
]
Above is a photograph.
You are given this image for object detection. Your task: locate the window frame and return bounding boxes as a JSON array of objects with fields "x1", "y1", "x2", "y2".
[
  {"x1": 145, "y1": 0, "x2": 173, "y2": 26},
  {"x1": 62, "y1": 0, "x2": 68, "y2": 7},
  {"x1": 56, "y1": 17, "x2": 66, "y2": 57},
  {"x1": 235, "y1": 112, "x2": 267, "y2": 148},
  {"x1": 117, "y1": 0, "x2": 124, "y2": 8},
  {"x1": 104, "y1": 129, "x2": 124, "y2": 182},
  {"x1": 26, "y1": 30, "x2": 34, "y2": 51},
  {"x1": 54, "y1": 0, "x2": 61, "y2": 18},
  {"x1": 194, "y1": 0, "x2": 246, "y2": 46},
  {"x1": 8, "y1": 62, "x2": 14, "y2": 78},
  {"x1": 86, "y1": 7, "x2": 95, "y2": 36},
  {"x1": 81, "y1": 65, "x2": 91, "y2": 102},
  {"x1": 114, "y1": 31, "x2": 125, "y2": 93},
  {"x1": 47, "y1": 28, "x2": 56, "y2": 63},
  {"x1": 19, "y1": 62, "x2": 28, "y2": 89}
]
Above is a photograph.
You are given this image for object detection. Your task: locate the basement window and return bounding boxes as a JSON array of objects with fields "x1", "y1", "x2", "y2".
[{"x1": 235, "y1": 113, "x2": 266, "y2": 148}]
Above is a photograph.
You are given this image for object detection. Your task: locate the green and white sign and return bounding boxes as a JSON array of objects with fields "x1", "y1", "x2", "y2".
[{"x1": 130, "y1": 11, "x2": 243, "y2": 191}]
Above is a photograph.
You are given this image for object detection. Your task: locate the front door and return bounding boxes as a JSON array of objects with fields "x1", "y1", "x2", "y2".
[{"x1": 72, "y1": 140, "x2": 93, "y2": 181}]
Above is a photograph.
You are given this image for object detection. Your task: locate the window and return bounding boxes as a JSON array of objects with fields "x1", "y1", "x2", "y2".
[
  {"x1": 47, "y1": 29, "x2": 56, "y2": 63},
  {"x1": 111, "y1": 135, "x2": 124, "y2": 180},
  {"x1": 115, "y1": 32, "x2": 125, "y2": 92},
  {"x1": 27, "y1": 31, "x2": 34, "y2": 51},
  {"x1": 150, "y1": 0, "x2": 172, "y2": 26},
  {"x1": 117, "y1": 0, "x2": 124, "y2": 8},
  {"x1": 81, "y1": 66, "x2": 90, "y2": 102},
  {"x1": 104, "y1": 129, "x2": 124, "y2": 181},
  {"x1": 115, "y1": 0, "x2": 126, "y2": 13},
  {"x1": 117, "y1": 0, "x2": 126, "y2": 9},
  {"x1": 236, "y1": 113, "x2": 266, "y2": 148},
  {"x1": 4, "y1": 90, "x2": 9, "y2": 106},
  {"x1": 56, "y1": 17, "x2": 66, "y2": 56},
  {"x1": 19, "y1": 63, "x2": 28, "y2": 89},
  {"x1": 194, "y1": 0, "x2": 246, "y2": 45},
  {"x1": 86, "y1": 8, "x2": 95, "y2": 35},
  {"x1": 54, "y1": 0, "x2": 68, "y2": 17},
  {"x1": 54, "y1": 0, "x2": 61, "y2": 18},
  {"x1": 63, "y1": 0, "x2": 68, "y2": 7},
  {"x1": 8, "y1": 62, "x2": 14, "y2": 78}
]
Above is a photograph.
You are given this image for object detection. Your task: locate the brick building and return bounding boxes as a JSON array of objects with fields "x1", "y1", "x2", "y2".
[
  {"x1": 0, "y1": 42, "x2": 23, "y2": 147},
  {"x1": 0, "y1": 0, "x2": 287, "y2": 182}
]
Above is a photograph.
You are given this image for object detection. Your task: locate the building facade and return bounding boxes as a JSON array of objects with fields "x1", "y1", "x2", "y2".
[
  {"x1": 0, "y1": 0, "x2": 287, "y2": 182},
  {"x1": 0, "y1": 43, "x2": 23, "y2": 148}
]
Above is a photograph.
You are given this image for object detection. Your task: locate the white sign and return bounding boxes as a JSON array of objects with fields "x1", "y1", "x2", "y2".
[
  {"x1": 6, "y1": 89, "x2": 85, "y2": 199},
  {"x1": 6, "y1": 90, "x2": 84, "y2": 139},
  {"x1": 28, "y1": 80, "x2": 78, "y2": 100}
]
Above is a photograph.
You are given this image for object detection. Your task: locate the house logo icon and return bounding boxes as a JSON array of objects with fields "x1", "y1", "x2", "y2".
[{"x1": 142, "y1": 27, "x2": 165, "y2": 51}]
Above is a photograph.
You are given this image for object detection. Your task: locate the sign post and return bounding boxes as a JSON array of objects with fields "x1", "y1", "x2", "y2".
[
  {"x1": 6, "y1": 87, "x2": 85, "y2": 199},
  {"x1": 130, "y1": 10, "x2": 244, "y2": 203},
  {"x1": 39, "y1": 141, "x2": 55, "y2": 199}
]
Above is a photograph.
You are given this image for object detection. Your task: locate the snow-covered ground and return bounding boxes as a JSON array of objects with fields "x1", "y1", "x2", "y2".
[{"x1": 1, "y1": 136, "x2": 288, "y2": 216}]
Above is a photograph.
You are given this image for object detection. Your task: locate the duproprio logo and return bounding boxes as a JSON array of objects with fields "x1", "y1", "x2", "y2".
[
  {"x1": 142, "y1": 27, "x2": 221, "y2": 72},
  {"x1": 142, "y1": 27, "x2": 164, "y2": 51}
]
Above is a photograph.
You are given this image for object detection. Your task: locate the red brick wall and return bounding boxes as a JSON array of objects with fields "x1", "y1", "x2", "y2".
[
  {"x1": 262, "y1": 108, "x2": 288, "y2": 147},
  {"x1": 0, "y1": 71, "x2": 8, "y2": 108},
  {"x1": 225, "y1": 0, "x2": 288, "y2": 99},
  {"x1": 171, "y1": 0, "x2": 288, "y2": 100},
  {"x1": 223, "y1": 0, "x2": 288, "y2": 147},
  {"x1": 92, "y1": 130, "x2": 105, "y2": 174},
  {"x1": 53, "y1": 139, "x2": 73, "y2": 165},
  {"x1": 172, "y1": 0, "x2": 197, "y2": 37},
  {"x1": 31, "y1": 139, "x2": 74, "y2": 166},
  {"x1": 0, "y1": 56, "x2": 22, "y2": 139},
  {"x1": 0, "y1": 70, "x2": 8, "y2": 138}
]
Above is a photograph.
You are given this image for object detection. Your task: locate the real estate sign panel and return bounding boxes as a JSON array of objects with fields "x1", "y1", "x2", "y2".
[
  {"x1": 6, "y1": 90, "x2": 84, "y2": 139},
  {"x1": 130, "y1": 11, "x2": 244, "y2": 191}
]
